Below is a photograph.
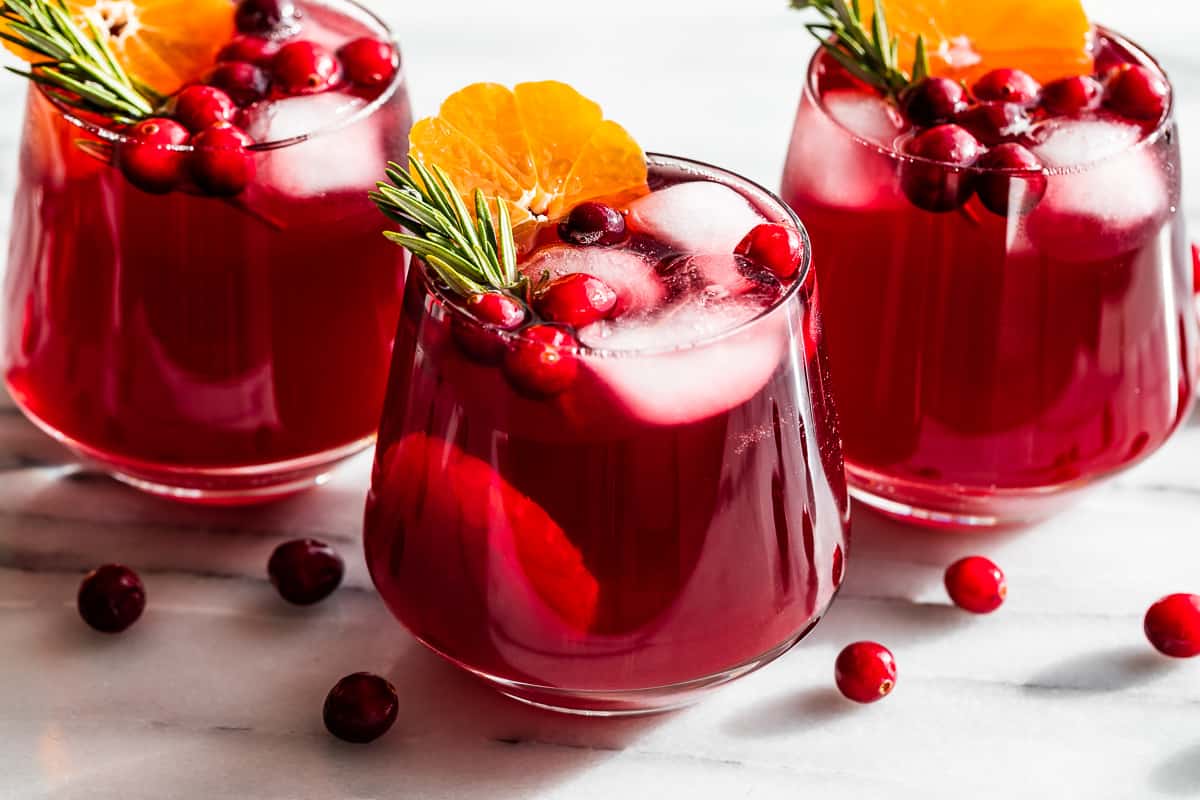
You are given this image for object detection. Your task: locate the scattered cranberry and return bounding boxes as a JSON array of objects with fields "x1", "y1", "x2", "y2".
[
  {"x1": 207, "y1": 61, "x2": 271, "y2": 106},
  {"x1": 900, "y1": 76, "x2": 969, "y2": 127},
  {"x1": 954, "y1": 101, "x2": 1031, "y2": 146},
  {"x1": 338, "y1": 37, "x2": 399, "y2": 89},
  {"x1": 267, "y1": 538, "x2": 344, "y2": 605},
  {"x1": 273, "y1": 41, "x2": 342, "y2": 95},
  {"x1": 534, "y1": 273, "x2": 618, "y2": 328},
  {"x1": 1145, "y1": 593, "x2": 1200, "y2": 658},
  {"x1": 834, "y1": 641, "x2": 896, "y2": 704},
  {"x1": 1104, "y1": 64, "x2": 1170, "y2": 122},
  {"x1": 734, "y1": 223, "x2": 805, "y2": 280},
  {"x1": 972, "y1": 68, "x2": 1041, "y2": 106},
  {"x1": 503, "y1": 324, "x2": 579, "y2": 398},
  {"x1": 190, "y1": 123, "x2": 256, "y2": 197},
  {"x1": 974, "y1": 143, "x2": 1048, "y2": 217},
  {"x1": 169, "y1": 85, "x2": 236, "y2": 132},
  {"x1": 77, "y1": 564, "x2": 146, "y2": 633},
  {"x1": 323, "y1": 672, "x2": 399, "y2": 743},
  {"x1": 1040, "y1": 75, "x2": 1103, "y2": 116},
  {"x1": 453, "y1": 291, "x2": 527, "y2": 363},
  {"x1": 218, "y1": 34, "x2": 280, "y2": 66},
  {"x1": 235, "y1": 0, "x2": 301, "y2": 39},
  {"x1": 944, "y1": 556, "x2": 1008, "y2": 613},
  {"x1": 559, "y1": 201, "x2": 626, "y2": 246},
  {"x1": 899, "y1": 124, "x2": 982, "y2": 212},
  {"x1": 115, "y1": 117, "x2": 190, "y2": 194}
]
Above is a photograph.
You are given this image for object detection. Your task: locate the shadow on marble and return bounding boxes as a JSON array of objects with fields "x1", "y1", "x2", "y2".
[
  {"x1": 1022, "y1": 645, "x2": 1176, "y2": 695},
  {"x1": 719, "y1": 685, "x2": 850, "y2": 738},
  {"x1": 1149, "y1": 739, "x2": 1200, "y2": 796}
]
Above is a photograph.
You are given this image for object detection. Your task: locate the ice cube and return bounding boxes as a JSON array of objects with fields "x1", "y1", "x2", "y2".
[
  {"x1": 1029, "y1": 115, "x2": 1144, "y2": 168},
  {"x1": 823, "y1": 89, "x2": 906, "y2": 146},
  {"x1": 245, "y1": 93, "x2": 383, "y2": 197},
  {"x1": 626, "y1": 181, "x2": 767, "y2": 255},
  {"x1": 521, "y1": 245, "x2": 665, "y2": 314},
  {"x1": 658, "y1": 254, "x2": 782, "y2": 306}
]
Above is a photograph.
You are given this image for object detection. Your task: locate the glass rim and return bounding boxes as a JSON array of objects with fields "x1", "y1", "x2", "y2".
[
  {"x1": 415, "y1": 151, "x2": 813, "y2": 360},
  {"x1": 32, "y1": 0, "x2": 404, "y2": 153},
  {"x1": 802, "y1": 24, "x2": 1176, "y2": 177}
]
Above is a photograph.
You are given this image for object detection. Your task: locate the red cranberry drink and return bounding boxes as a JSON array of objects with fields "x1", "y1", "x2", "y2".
[
  {"x1": 783, "y1": 0, "x2": 1198, "y2": 526},
  {"x1": 363, "y1": 82, "x2": 848, "y2": 715},
  {"x1": 2, "y1": 0, "x2": 411, "y2": 502}
]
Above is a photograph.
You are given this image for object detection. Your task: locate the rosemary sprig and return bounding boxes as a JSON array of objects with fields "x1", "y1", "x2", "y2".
[
  {"x1": 370, "y1": 158, "x2": 521, "y2": 298},
  {"x1": 790, "y1": 0, "x2": 930, "y2": 99},
  {"x1": 0, "y1": 0, "x2": 157, "y2": 123}
]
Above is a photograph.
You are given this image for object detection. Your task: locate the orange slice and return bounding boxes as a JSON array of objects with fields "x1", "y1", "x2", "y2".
[
  {"x1": 876, "y1": 0, "x2": 1093, "y2": 84},
  {"x1": 409, "y1": 81, "x2": 649, "y2": 232},
  {"x1": 2, "y1": 0, "x2": 235, "y2": 96}
]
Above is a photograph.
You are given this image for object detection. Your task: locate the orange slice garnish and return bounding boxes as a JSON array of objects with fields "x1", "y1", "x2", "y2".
[
  {"x1": 2, "y1": 0, "x2": 235, "y2": 96},
  {"x1": 409, "y1": 81, "x2": 649, "y2": 232},
  {"x1": 876, "y1": 0, "x2": 1093, "y2": 84}
]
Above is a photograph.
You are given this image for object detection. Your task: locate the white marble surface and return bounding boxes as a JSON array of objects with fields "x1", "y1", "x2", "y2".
[{"x1": 3, "y1": 1, "x2": 1200, "y2": 797}]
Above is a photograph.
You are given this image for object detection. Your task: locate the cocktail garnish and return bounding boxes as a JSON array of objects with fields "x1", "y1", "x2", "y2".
[
  {"x1": 371, "y1": 158, "x2": 523, "y2": 298},
  {"x1": 791, "y1": 0, "x2": 929, "y2": 99}
]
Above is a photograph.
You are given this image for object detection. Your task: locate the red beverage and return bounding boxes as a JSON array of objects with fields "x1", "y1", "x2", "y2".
[
  {"x1": 2, "y1": 0, "x2": 412, "y2": 502},
  {"x1": 365, "y1": 155, "x2": 848, "y2": 714},
  {"x1": 782, "y1": 30, "x2": 1198, "y2": 526}
]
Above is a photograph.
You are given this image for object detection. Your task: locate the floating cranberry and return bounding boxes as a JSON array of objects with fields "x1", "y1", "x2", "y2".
[
  {"x1": 235, "y1": 0, "x2": 301, "y2": 39},
  {"x1": 901, "y1": 77, "x2": 969, "y2": 127},
  {"x1": 954, "y1": 101, "x2": 1031, "y2": 146},
  {"x1": 338, "y1": 37, "x2": 399, "y2": 89},
  {"x1": 267, "y1": 537, "x2": 344, "y2": 605},
  {"x1": 1040, "y1": 75, "x2": 1103, "y2": 116},
  {"x1": 734, "y1": 223, "x2": 805, "y2": 280},
  {"x1": 1104, "y1": 64, "x2": 1170, "y2": 122},
  {"x1": 467, "y1": 291, "x2": 526, "y2": 328},
  {"x1": 899, "y1": 124, "x2": 982, "y2": 212},
  {"x1": 1145, "y1": 593, "x2": 1200, "y2": 658},
  {"x1": 974, "y1": 143, "x2": 1048, "y2": 217},
  {"x1": 834, "y1": 641, "x2": 896, "y2": 704},
  {"x1": 944, "y1": 556, "x2": 1008, "y2": 613},
  {"x1": 273, "y1": 41, "x2": 342, "y2": 95},
  {"x1": 453, "y1": 291, "x2": 527, "y2": 362},
  {"x1": 207, "y1": 61, "x2": 271, "y2": 106},
  {"x1": 972, "y1": 68, "x2": 1041, "y2": 106},
  {"x1": 77, "y1": 564, "x2": 146, "y2": 633},
  {"x1": 503, "y1": 324, "x2": 579, "y2": 398},
  {"x1": 559, "y1": 201, "x2": 626, "y2": 246},
  {"x1": 190, "y1": 123, "x2": 256, "y2": 197},
  {"x1": 534, "y1": 273, "x2": 618, "y2": 328},
  {"x1": 323, "y1": 672, "x2": 399, "y2": 743},
  {"x1": 218, "y1": 34, "x2": 280, "y2": 66},
  {"x1": 115, "y1": 117, "x2": 190, "y2": 194},
  {"x1": 169, "y1": 85, "x2": 236, "y2": 132}
]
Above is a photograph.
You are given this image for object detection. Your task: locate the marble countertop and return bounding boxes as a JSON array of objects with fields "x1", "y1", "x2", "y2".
[{"x1": 3, "y1": 1, "x2": 1200, "y2": 797}]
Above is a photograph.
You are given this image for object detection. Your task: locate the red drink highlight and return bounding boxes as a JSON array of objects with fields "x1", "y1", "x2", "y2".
[
  {"x1": 364, "y1": 156, "x2": 848, "y2": 714},
  {"x1": 782, "y1": 31, "x2": 1198, "y2": 526}
]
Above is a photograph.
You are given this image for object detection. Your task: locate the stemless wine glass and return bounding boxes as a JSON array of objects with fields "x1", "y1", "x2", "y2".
[
  {"x1": 781, "y1": 28, "x2": 1198, "y2": 528},
  {"x1": 364, "y1": 154, "x2": 849, "y2": 715},
  {"x1": 2, "y1": 0, "x2": 411, "y2": 504}
]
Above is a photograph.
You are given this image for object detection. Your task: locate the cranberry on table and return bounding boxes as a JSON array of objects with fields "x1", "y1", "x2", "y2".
[
  {"x1": 1104, "y1": 63, "x2": 1170, "y2": 122},
  {"x1": 169, "y1": 85, "x2": 236, "y2": 132},
  {"x1": 834, "y1": 641, "x2": 896, "y2": 704},
  {"x1": 267, "y1": 538, "x2": 345, "y2": 605},
  {"x1": 953, "y1": 101, "x2": 1031, "y2": 146},
  {"x1": 207, "y1": 61, "x2": 271, "y2": 106},
  {"x1": 503, "y1": 324, "x2": 579, "y2": 398},
  {"x1": 559, "y1": 201, "x2": 626, "y2": 246},
  {"x1": 944, "y1": 556, "x2": 1008, "y2": 614},
  {"x1": 534, "y1": 273, "x2": 618, "y2": 328},
  {"x1": 323, "y1": 672, "x2": 399, "y2": 743},
  {"x1": 77, "y1": 564, "x2": 146, "y2": 633},
  {"x1": 1040, "y1": 75, "x2": 1103, "y2": 116},
  {"x1": 974, "y1": 143, "x2": 1048, "y2": 217},
  {"x1": 116, "y1": 117, "x2": 190, "y2": 194},
  {"x1": 338, "y1": 37, "x2": 399, "y2": 89},
  {"x1": 735, "y1": 223, "x2": 805, "y2": 280},
  {"x1": 1145, "y1": 593, "x2": 1200, "y2": 658},
  {"x1": 273, "y1": 41, "x2": 343, "y2": 95},
  {"x1": 972, "y1": 68, "x2": 1041, "y2": 106},
  {"x1": 235, "y1": 0, "x2": 301, "y2": 38},
  {"x1": 900, "y1": 76, "x2": 969, "y2": 127},
  {"x1": 899, "y1": 124, "x2": 982, "y2": 212},
  {"x1": 218, "y1": 34, "x2": 280, "y2": 66}
]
